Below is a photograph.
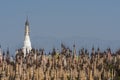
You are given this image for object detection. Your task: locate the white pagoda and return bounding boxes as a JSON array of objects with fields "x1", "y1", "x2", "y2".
[{"x1": 23, "y1": 18, "x2": 32, "y2": 57}]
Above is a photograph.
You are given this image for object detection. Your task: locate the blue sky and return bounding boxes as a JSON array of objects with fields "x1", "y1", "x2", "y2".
[{"x1": 0, "y1": 1, "x2": 120, "y2": 53}]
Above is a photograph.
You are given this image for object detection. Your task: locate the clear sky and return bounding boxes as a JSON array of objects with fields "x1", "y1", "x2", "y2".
[{"x1": 0, "y1": 0, "x2": 120, "y2": 53}]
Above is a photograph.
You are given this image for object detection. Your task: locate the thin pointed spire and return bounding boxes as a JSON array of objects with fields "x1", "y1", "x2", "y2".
[
  {"x1": 0, "y1": 45, "x2": 2, "y2": 52},
  {"x1": 7, "y1": 47, "x2": 9, "y2": 54},
  {"x1": 25, "y1": 16, "x2": 29, "y2": 26}
]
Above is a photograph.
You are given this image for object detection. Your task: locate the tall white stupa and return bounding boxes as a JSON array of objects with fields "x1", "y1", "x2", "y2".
[{"x1": 23, "y1": 18, "x2": 32, "y2": 57}]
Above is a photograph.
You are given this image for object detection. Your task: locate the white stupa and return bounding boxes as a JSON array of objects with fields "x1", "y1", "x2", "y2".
[{"x1": 23, "y1": 18, "x2": 32, "y2": 57}]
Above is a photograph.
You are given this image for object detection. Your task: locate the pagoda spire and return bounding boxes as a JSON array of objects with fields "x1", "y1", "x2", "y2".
[
  {"x1": 0, "y1": 45, "x2": 2, "y2": 63},
  {"x1": 25, "y1": 16, "x2": 29, "y2": 26},
  {"x1": 23, "y1": 17, "x2": 32, "y2": 57}
]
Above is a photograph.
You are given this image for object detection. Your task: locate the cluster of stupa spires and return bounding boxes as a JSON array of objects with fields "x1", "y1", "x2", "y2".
[{"x1": 0, "y1": 44, "x2": 120, "y2": 80}]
